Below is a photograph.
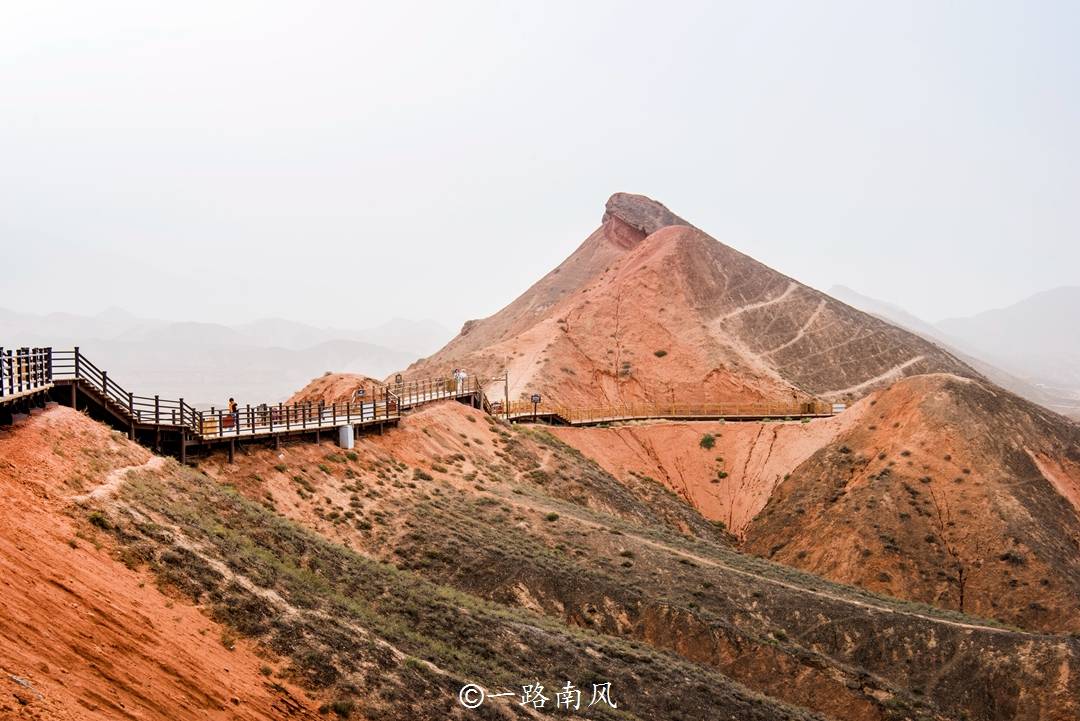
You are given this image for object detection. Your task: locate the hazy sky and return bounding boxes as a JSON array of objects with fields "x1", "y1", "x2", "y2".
[{"x1": 2, "y1": 1, "x2": 1077, "y2": 332}]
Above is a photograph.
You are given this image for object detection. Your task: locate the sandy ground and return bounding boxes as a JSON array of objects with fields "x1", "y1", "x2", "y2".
[
  {"x1": 740, "y1": 374, "x2": 1080, "y2": 633},
  {"x1": 0, "y1": 406, "x2": 318, "y2": 721},
  {"x1": 199, "y1": 401, "x2": 508, "y2": 552},
  {"x1": 548, "y1": 411, "x2": 863, "y2": 535},
  {"x1": 286, "y1": 372, "x2": 383, "y2": 406},
  {"x1": 1030, "y1": 451, "x2": 1080, "y2": 515}
]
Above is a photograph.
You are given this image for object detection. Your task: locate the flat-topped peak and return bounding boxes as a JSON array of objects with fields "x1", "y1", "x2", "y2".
[{"x1": 603, "y1": 192, "x2": 690, "y2": 236}]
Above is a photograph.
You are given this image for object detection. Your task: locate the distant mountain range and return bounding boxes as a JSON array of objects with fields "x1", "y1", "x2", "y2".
[
  {"x1": 829, "y1": 284, "x2": 1080, "y2": 417},
  {"x1": 0, "y1": 308, "x2": 451, "y2": 406}
]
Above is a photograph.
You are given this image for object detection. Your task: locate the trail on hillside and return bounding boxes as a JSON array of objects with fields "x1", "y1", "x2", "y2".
[
  {"x1": 73, "y1": 455, "x2": 166, "y2": 504},
  {"x1": 501, "y1": 486, "x2": 1027, "y2": 637}
]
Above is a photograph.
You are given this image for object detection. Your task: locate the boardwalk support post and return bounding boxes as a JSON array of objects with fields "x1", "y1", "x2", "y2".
[{"x1": 71, "y1": 346, "x2": 80, "y2": 408}]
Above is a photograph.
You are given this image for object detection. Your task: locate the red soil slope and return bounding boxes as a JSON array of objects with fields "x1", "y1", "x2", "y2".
[
  {"x1": 548, "y1": 412, "x2": 863, "y2": 535},
  {"x1": 286, "y1": 372, "x2": 384, "y2": 406},
  {"x1": 408, "y1": 192, "x2": 972, "y2": 407},
  {"x1": 545, "y1": 374, "x2": 1080, "y2": 633},
  {"x1": 743, "y1": 374, "x2": 1080, "y2": 632},
  {"x1": 0, "y1": 407, "x2": 317, "y2": 721},
  {"x1": 200, "y1": 396, "x2": 1080, "y2": 720},
  {"x1": 200, "y1": 400, "x2": 713, "y2": 546}
]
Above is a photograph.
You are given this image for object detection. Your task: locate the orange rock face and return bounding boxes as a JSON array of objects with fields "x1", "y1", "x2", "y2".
[
  {"x1": 548, "y1": 412, "x2": 862, "y2": 536},
  {"x1": 286, "y1": 372, "x2": 384, "y2": 406},
  {"x1": 408, "y1": 193, "x2": 972, "y2": 407},
  {"x1": 742, "y1": 373, "x2": 1080, "y2": 632},
  {"x1": 0, "y1": 407, "x2": 317, "y2": 721}
]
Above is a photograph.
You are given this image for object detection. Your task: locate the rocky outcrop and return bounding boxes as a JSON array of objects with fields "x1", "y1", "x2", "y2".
[
  {"x1": 603, "y1": 191, "x2": 689, "y2": 235},
  {"x1": 405, "y1": 192, "x2": 975, "y2": 406}
]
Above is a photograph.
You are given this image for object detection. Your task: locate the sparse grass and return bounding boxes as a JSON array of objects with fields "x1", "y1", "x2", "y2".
[
  {"x1": 1000, "y1": 551, "x2": 1026, "y2": 566},
  {"x1": 329, "y1": 698, "x2": 355, "y2": 718},
  {"x1": 699, "y1": 434, "x2": 716, "y2": 450},
  {"x1": 88, "y1": 510, "x2": 111, "y2": 530},
  {"x1": 106, "y1": 465, "x2": 824, "y2": 721}
]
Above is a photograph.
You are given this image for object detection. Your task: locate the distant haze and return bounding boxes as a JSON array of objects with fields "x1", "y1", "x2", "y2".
[
  {"x1": 2, "y1": 2, "x2": 1078, "y2": 332},
  {"x1": 830, "y1": 284, "x2": 1080, "y2": 414},
  {"x1": 0, "y1": 307, "x2": 451, "y2": 405}
]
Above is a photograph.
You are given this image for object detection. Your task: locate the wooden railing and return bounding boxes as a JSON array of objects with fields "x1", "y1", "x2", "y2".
[
  {"x1": 7, "y1": 344, "x2": 830, "y2": 434},
  {"x1": 497, "y1": 399, "x2": 834, "y2": 424},
  {"x1": 38, "y1": 346, "x2": 483, "y2": 440},
  {"x1": 193, "y1": 398, "x2": 396, "y2": 439},
  {"x1": 388, "y1": 375, "x2": 485, "y2": 406},
  {"x1": 0, "y1": 346, "x2": 54, "y2": 401},
  {"x1": 51, "y1": 348, "x2": 203, "y2": 429}
]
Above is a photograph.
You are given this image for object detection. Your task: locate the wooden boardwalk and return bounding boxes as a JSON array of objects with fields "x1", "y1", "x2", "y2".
[
  {"x1": 3, "y1": 344, "x2": 837, "y2": 458},
  {"x1": 0, "y1": 347, "x2": 55, "y2": 421},
  {"x1": 1, "y1": 346, "x2": 485, "y2": 461},
  {"x1": 495, "y1": 400, "x2": 835, "y2": 426}
]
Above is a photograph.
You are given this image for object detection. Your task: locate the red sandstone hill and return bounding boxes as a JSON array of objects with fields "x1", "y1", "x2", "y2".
[
  {"x1": 403, "y1": 192, "x2": 1080, "y2": 635},
  {"x1": 5, "y1": 389, "x2": 1079, "y2": 719},
  {"x1": 286, "y1": 372, "x2": 384, "y2": 406},
  {"x1": 406, "y1": 193, "x2": 974, "y2": 406},
  {"x1": 742, "y1": 372, "x2": 1080, "y2": 633},
  {"x1": 551, "y1": 372, "x2": 1080, "y2": 633}
]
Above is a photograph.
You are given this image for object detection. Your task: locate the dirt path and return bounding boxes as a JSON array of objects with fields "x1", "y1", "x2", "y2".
[
  {"x1": 631, "y1": 533, "x2": 1023, "y2": 635},
  {"x1": 766, "y1": 299, "x2": 826, "y2": 354},
  {"x1": 824, "y1": 355, "x2": 925, "y2": 396},
  {"x1": 503, "y1": 487, "x2": 1027, "y2": 637},
  {"x1": 721, "y1": 282, "x2": 797, "y2": 320},
  {"x1": 73, "y1": 455, "x2": 166, "y2": 504}
]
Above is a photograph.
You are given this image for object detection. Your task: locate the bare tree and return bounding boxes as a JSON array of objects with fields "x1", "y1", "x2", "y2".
[{"x1": 927, "y1": 484, "x2": 985, "y2": 612}]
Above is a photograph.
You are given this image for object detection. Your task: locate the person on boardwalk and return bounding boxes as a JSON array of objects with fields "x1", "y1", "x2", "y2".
[{"x1": 228, "y1": 397, "x2": 239, "y2": 427}]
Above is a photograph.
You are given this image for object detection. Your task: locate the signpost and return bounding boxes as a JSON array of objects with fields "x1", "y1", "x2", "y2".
[{"x1": 531, "y1": 393, "x2": 541, "y2": 422}]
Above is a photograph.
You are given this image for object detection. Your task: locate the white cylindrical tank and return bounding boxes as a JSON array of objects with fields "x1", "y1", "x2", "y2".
[{"x1": 338, "y1": 424, "x2": 355, "y2": 449}]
